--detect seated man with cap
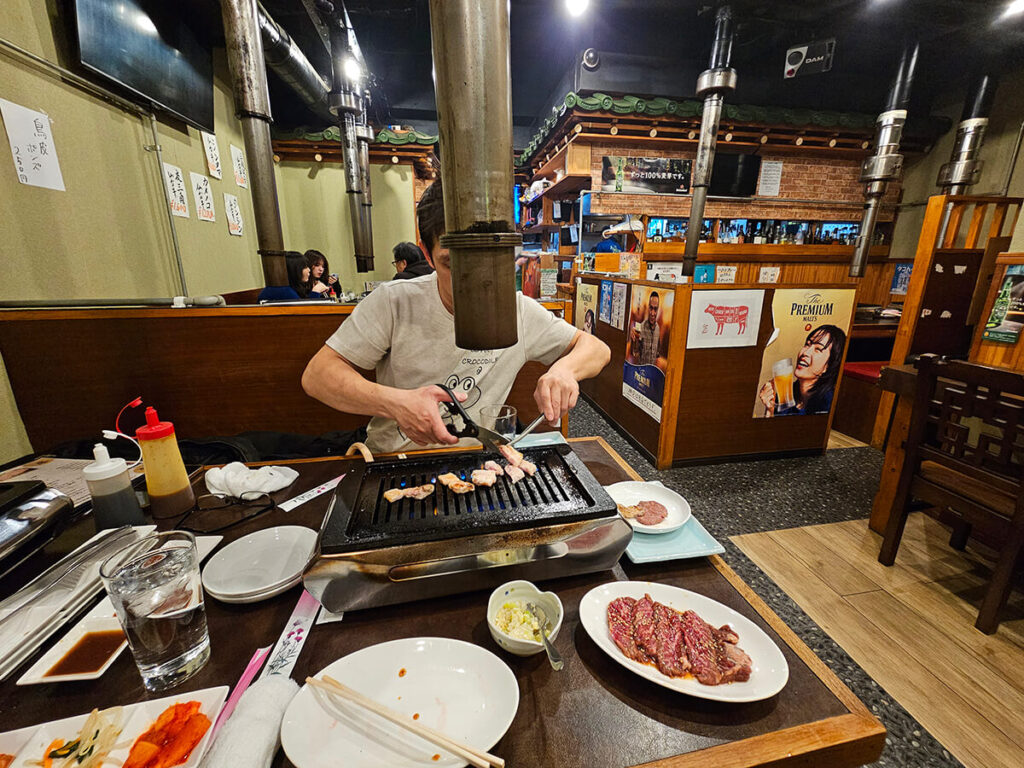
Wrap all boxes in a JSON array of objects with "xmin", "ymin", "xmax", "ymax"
[{"xmin": 302, "ymin": 179, "xmax": 611, "ymax": 453}]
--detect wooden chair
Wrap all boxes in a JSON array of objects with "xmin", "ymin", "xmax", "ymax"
[{"xmin": 878, "ymin": 355, "xmax": 1024, "ymax": 634}]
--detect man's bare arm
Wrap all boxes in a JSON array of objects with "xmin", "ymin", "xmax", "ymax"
[
  {"xmin": 301, "ymin": 346, "xmax": 463, "ymax": 445},
  {"xmin": 534, "ymin": 331, "xmax": 611, "ymax": 424}
]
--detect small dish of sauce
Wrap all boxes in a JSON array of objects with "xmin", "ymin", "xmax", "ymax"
[{"xmin": 44, "ymin": 629, "xmax": 125, "ymax": 677}]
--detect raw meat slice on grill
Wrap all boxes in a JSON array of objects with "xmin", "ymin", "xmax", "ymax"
[
  {"xmin": 383, "ymin": 488, "xmax": 405, "ymax": 503},
  {"xmin": 607, "ymin": 597, "xmax": 643, "ymax": 661},
  {"xmin": 383, "ymin": 484, "xmax": 435, "ymax": 503},
  {"xmin": 631, "ymin": 594, "xmax": 659, "ymax": 661},
  {"xmin": 505, "ymin": 465, "xmax": 525, "ymax": 484},
  {"xmin": 499, "ymin": 444, "xmax": 524, "ymax": 466},
  {"xmin": 471, "ymin": 469, "xmax": 497, "ymax": 487},
  {"xmin": 653, "ymin": 605, "xmax": 689, "ymax": 677},
  {"xmin": 635, "ymin": 500, "xmax": 668, "ymax": 526},
  {"xmin": 437, "ymin": 473, "xmax": 475, "ymax": 494},
  {"xmin": 518, "ymin": 459, "xmax": 537, "ymax": 476},
  {"xmin": 483, "ymin": 460, "xmax": 504, "ymax": 475}
]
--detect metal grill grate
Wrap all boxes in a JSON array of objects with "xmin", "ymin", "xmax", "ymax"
[{"xmin": 321, "ymin": 444, "xmax": 616, "ymax": 553}]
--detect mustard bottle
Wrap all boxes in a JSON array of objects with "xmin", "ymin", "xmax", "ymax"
[{"xmin": 136, "ymin": 406, "xmax": 195, "ymax": 518}]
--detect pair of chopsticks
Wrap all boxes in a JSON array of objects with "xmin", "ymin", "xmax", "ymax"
[{"xmin": 306, "ymin": 675, "xmax": 505, "ymax": 768}]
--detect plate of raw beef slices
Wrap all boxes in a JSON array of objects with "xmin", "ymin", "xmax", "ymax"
[{"xmin": 579, "ymin": 581, "xmax": 789, "ymax": 702}]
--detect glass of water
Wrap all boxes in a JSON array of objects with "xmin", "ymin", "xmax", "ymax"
[
  {"xmin": 480, "ymin": 404, "xmax": 517, "ymax": 441},
  {"xmin": 100, "ymin": 531, "xmax": 210, "ymax": 691}
]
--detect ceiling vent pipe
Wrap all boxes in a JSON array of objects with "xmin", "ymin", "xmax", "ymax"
[
  {"xmin": 317, "ymin": 0, "xmax": 375, "ymax": 272},
  {"xmin": 937, "ymin": 74, "xmax": 998, "ymax": 194},
  {"xmin": 257, "ymin": 3, "xmax": 333, "ymax": 122},
  {"xmin": 428, "ymin": 0, "xmax": 521, "ymax": 350},
  {"xmin": 220, "ymin": 0, "xmax": 287, "ymax": 286},
  {"xmin": 682, "ymin": 5, "xmax": 737, "ymax": 278},
  {"xmin": 849, "ymin": 42, "xmax": 919, "ymax": 278}
]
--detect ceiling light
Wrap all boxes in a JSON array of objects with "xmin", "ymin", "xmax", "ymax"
[
  {"xmin": 1002, "ymin": 0, "xmax": 1024, "ymax": 19},
  {"xmin": 344, "ymin": 57, "xmax": 362, "ymax": 83},
  {"xmin": 566, "ymin": 0, "xmax": 589, "ymax": 18}
]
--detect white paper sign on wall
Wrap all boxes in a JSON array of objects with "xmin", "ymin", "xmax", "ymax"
[
  {"xmin": 231, "ymin": 144, "xmax": 248, "ymax": 188},
  {"xmin": 201, "ymin": 132, "xmax": 222, "ymax": 178},
  {"xmin": 224, "ymin": 193, "xmax": 244, "ymax": 236},
  {"xmin": 717, "ymin": 265, "xmax": 737, "ymax": 284},
  {"xmin": 162, "ymin": 162, "xmax": 190, "ymax": 218},
  {"xmin": 0, "ymin": 98, "xmax": 66, "ymax": 191},
  {"xmin": 757, "ymin": 159, "xmax": 783, "ymax": 197},
  {"xmin": 190, "ymin": 171, "xmax": 216, "ymax": 222},
  {"xmin": 759, "ymin": 266, "xmax": 781, "ymax": 283},
  {"xmin": 687, "ymin": 289, "xmax": 765, "ymax": 349}
]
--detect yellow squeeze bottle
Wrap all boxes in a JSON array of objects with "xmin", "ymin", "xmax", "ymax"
[{"xmin": 136, "ymin": 406, "xmax": 195, "ymax": 518}]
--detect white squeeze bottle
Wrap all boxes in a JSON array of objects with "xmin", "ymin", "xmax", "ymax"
[{"xmin": 83, "ymin": 443, "xmax": 147, "ymax": 531}]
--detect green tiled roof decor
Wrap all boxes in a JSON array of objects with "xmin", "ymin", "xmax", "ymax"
[
  {"xmin": 272, "ymin": 126, "xmax": 438, "ymax": 145},
  {"xmin": 518, "ymin": 91, "xmax": 880, "ymax": 165}
]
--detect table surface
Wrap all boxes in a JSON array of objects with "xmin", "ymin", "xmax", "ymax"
[{"xmin": 0, "ymin": 437, "xmax": 884, "ymax": 768}]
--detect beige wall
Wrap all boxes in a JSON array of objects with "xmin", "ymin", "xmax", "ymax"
[
  {"xmin": 891, "ymin": 68, "xmax": 1024, "ymax": 261},
  {"xmin": 0, "ymin": 0, "xmax": 416, "ymax": 463}
]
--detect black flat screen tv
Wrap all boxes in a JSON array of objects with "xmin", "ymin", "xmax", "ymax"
[
  {"xmin": 74, "ymin": 0, "xmax": 214, "ymax": 132},
  {"xmin": 709, "ymin": 153, "xmax": 762, "ymax": 198}
]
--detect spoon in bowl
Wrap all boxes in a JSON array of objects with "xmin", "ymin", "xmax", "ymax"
[{"xmin": 526, "ymin": 602, "xmax": 563, "ymax": 671}]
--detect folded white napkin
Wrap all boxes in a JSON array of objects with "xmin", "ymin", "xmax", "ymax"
[
  {"xmin": 199, "ymin": 675, "xmax": 299, "ymax": 768},
  {"xmin": 204, "ymin": 462, "xmax": 299, "ymax": 499}
]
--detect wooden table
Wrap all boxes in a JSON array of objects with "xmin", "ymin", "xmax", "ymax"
[{"xmin": 0, "ymin": 437, "xmax": 884, "ymax": 768}]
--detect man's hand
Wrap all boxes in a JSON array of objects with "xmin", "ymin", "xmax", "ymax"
[
  {"xmin": 388, "ymin": 385, "xmax": 467, "ymax": 445},
  {"xmin": 534, "ymin": 365, "xmax": 579, "ymax": 426}
]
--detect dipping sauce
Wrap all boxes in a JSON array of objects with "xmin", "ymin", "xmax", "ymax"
[{"xmin": 44, "ymin": 629, "xmax": 125, "ymax": 677}]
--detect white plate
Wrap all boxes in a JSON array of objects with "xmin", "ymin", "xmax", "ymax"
[
  {"xmin": 7, "ymin": 685, "xmax": 227, "ymax": 768},
  {"xmin": 17, "ymin": 616, "xmax": 127, "ymax": 685},
  {"xmin": 281, "ymin": 637, "xmax": 519, "ymax": 768},
  {"xmin": 201, "ymin": 526, "xmax": 316, "ymax": 598},
  {"xmin": 605, "ymin": 481, "xmax": 691, "ymax": 534},
  {"xmin": 579, "ymin": 581, "xmax": 789, "ymax": 703},
  {"xmin": 205, "ymin": 574, "xmax": 303, "ymax": 604}
]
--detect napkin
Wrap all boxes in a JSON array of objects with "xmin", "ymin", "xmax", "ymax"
[
  {"xmin": 199, "ymin": 675, "xmax": 299, "ymax": 768},
  {"xmin": 204, "ymin": 462, "xmax": 299, "ymax": 499}
]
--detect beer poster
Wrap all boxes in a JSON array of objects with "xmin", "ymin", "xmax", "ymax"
[
  {"xmin": 600, "ymin": 156, "xmax": 691, "ymax": 194},
  {"xmin": 576, "ymin": 282, "xmax": 598, "ymax": 335},
  {"xmin": 982, "ymin": 273, "xmax": 1024, "ymax": 343},
  {"xmin": 687, "ymin": 289, "xmax": 764, "ymax": 349},
  {"xmin": 623, "ymin": 285, "xmax": 674, "ymax": 421},
  {"xmin": 753, "ymin": 288, "xmax": 855, "ymax": 418},
  {"xmin": 599, "ymin": 280, "xmax": 613, "ymax": 325}
]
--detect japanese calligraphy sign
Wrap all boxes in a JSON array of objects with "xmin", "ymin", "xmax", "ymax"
[
  {"xmin": 224, "ymin": 193, "xmax": 244, "ymax": 236},
  {"xmin": 201, "ymin": 131, "xmax": 222, "ymax": 178},
  {"xmin": 189, "ymin": 171, "xmax": 216, "ymax": 222},
  {"xmin": 162, "ymin": 162, "xmax": 190, "ymax": 218},
  {"xmin": 0, "ymin": 99, "xmax": 65, "ymax": 191},
  {"xmin": 231, "ymin": 144, "xmax": 248, "ymax": 188},
  {"xmin": 600, "ymin": 155, "xmax": 691, "ymax": 194}
]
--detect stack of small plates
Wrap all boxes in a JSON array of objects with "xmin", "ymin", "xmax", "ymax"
[{"xmin": 201, "ymin": 526, "xmax": 318, "ymax": 604}]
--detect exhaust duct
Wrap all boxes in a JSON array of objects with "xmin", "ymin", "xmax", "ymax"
[
  {"xmin": 850, "ymin": 42, "xmax": 919, "ymax": 278},
  {"xmin": 428, "ymin": 0, "xmax": 521, "ymax": 350},
  {"xmin": 682, "ymin": 5, "xmax": 737, "ymax": 277},
  {"xmin": 257, "ymin": 4, "xmax": 333, "ymax": 122},
  {"xmin": 937, "ymin": 74, "xmax": 997, "ymax": 194}
]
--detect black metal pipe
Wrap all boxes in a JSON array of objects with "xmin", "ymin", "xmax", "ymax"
[
  {"xmin": 257, "ymin": 4, "xmax": 332, "ymax": 121},
  {"xmin": 682, "ymin": 4, "xmax": 736, "ymax": 277}
]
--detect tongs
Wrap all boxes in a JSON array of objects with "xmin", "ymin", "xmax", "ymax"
[{"xmin": 436, "ymin": 384, "xmax": 547, "ymax": 454}]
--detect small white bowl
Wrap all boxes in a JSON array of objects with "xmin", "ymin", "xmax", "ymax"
[{"xmin": 487, "ymin": 580, "xmax": 563, "ymax": 656}]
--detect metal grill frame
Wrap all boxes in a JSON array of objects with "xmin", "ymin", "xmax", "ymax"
[{"xmin": 320, "ymin": 444, "xmax": 617, "ymax": 554}]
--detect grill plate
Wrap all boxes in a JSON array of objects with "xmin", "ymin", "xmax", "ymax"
[{"xmin": 321, "ymin": 444, "xmax": 616, "ymax": 554}]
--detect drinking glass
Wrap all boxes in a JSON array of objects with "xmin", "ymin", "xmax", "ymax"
[
  {"xmin": 100, "ymin": 531, "xmax": 210, "ymax": 691},
  {"xmin": 480, "ymin": 404, "xmax": 517, "ymax": 441},
  {"xmin": 772, "ymin": 358, "xmax": 797, "ymax": 409}
]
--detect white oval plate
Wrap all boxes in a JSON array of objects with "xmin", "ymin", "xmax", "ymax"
[
  {"xmin": 281, "ymin": 637, "xmax": 519, "ymax": 768},
  {"xmin": 201, "ymin": 526, "xmax": 316, "ymax": 598},
  {"xmin": 579, "ymin": 581, "xmax": 789, "ymax": 703},
  {"xmin": 17, "ymin": 616, "xmax": 126, "ymax": 685},
  {"xmin": 605, "ymin": 481, "xmax": 691, "ymax": 534},
  {"xmin": 205, "ymin": 574, "xmax": 302, "ymax": 604}
]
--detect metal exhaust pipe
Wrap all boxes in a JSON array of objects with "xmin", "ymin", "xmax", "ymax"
[
  {"xmin": 850, "ymin": 42, "xmax": 918, "ymax": 278},
  {"xmin": 428, "ymin": 0, "xmax": 521, "ymax": 350},
  {"xmin": 318, "ymin": 0, "xmax": 374, "ymax": 272},
  {"xmin": 257, "ymin": 4, "xmax": 332, "ymax": 122},
  {"xmin": 682, "ymin": 5, "xmax": 737, "ymax": 278},
  {"xmin": 938, "ymin": 74, "xmax": 997, "ymax": 194}
]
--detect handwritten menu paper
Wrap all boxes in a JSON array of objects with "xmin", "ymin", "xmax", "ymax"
[
  {"xmin": 162, "ymin": 162, "xmax": 190, "ymax": 218},
  {"xmin": 224, "ymin": 193, "xmax": 244, "ymax": 236},
  {"xmin": 190, "ymin": 171, "xmax": 216, "ymax": 222},
  {"xmin": 202, "ymin": 132, "xmax": 222, "ymax": 178},
  {"xmin": 717, "ymin": 265, "xmax": 737, "ymax": 284},
  {"xmin": 0, "ymin": 99, "xmax": 65, "ymax": 191},
  {"xmin": 231, "ymin": 144, "xmax": 248, "ymax": 188},
  {"xmin": 757, "ymin": 159, "xmax": 783, "ymax": 197},
  {"xmin": 611, "ymin": 281, "xmax": 628, "ymax": 330}
]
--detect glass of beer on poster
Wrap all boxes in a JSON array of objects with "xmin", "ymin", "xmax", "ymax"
[{"xmin": 772, "ymin": 358, "xmax": 796, "ymax": 409}]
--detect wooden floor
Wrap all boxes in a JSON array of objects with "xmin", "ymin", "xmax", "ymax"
[
  {"xmin": 733, "ymin": 514, "xmax": 1024, "ymax": 768},
  {"xmin": 828, "ymin": 430, "xmax": 869, "ymax": 449}
]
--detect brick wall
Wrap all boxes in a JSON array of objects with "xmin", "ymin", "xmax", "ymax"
[{"xmin": 587, "ymin": 143, "xmax": 900, "ymax": 222}]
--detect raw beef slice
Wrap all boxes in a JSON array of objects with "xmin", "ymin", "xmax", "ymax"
[
  {"xmin": 653, "ymin": 606, "xmax": 688, "ymax": 677},
  {"xmin": 607, "ymin": 597, "xmax": 642, "ymax": 661},
  {"xmin": 681, "ymin": 609, "xmax": 727, "ymax": 686},
  {"xmin": 636, "ymin": 500, "xmax": 668, "ymax": 526}
]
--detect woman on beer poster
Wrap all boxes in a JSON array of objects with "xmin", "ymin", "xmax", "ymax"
[{"xmin": 756, "ymin": 324, "xmax": 847, "ymax": 417}]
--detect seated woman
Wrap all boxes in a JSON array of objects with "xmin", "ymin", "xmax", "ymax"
[
  {"xmin": 305, "ymin": 249, "xmax": 338, "ymax": 298},
  {"xmin": 258, "ymin": 252, "xmax": 320, "ymax": 301}
]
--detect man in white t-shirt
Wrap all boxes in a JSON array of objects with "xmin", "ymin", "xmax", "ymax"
[{"xmin": 302, "ymin": 180, "xmax": 611, "ymax": 454}]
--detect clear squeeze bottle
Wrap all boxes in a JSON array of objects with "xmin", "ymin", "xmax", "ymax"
[
  {"xmin": 83, "ymin": 443, "xmax": 147, "ymax": 530},
  {"xmin": 136, "ymin": 406, "xmax": 195, "ymax": 518}
]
